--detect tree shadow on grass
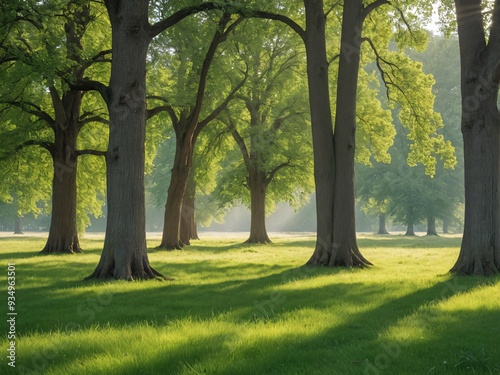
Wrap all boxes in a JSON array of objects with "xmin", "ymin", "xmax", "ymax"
[{"xmin": 17, "ymin": 270, "xmax": 499, "ymax": 375}]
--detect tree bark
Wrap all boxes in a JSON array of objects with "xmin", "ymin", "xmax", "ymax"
[
  {"xmin": 41, "ymin": 151, "xmax": 81, "ymax": 254},
  {"xmin": 303, "ymin": 0, "xmax": 336, "ymax": 264},
  {"xmin": 245, "ymin": 169, "xmax": 271, "ymax": 244},
  {"xmin": 426, "ymin": 215, "xmax": 438, "ymax": 236},
  {"xmin": 306, "ymin": 0, "xmax": 371, "ymax": 267},
  {"xmin": 41, "ymin": 91, "xmax": 83, "ymax": 254},
  {"xmin": 159, "ymin": 135, "xmax": 193, "ymax": 250},
  {"xmin": 86, "ymin": 1, "xmax": 164, "ymax": 280},
  {"xmin": 377, "ymin": 213, "xmax": 389, "ymax": 235},
  {"xmin": 180, "ymin": 175, "xmax": 198, "ymax": 244},
  {"xmin": 405, "ymin": 221, "xmax": 416, "ymax": 236},
  {"xmin": 451, "ymin": 0, "xmax": 500, "ymax": 275}
]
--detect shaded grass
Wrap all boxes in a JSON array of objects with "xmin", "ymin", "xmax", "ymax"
[{"xmin": 0, "ymin": 234, "xmax": 499, "ymax": 374}]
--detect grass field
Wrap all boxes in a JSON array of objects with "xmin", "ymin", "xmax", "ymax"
[{"xmin": 0, "ymin": 233, "xmax": 499, "ymax": 375}]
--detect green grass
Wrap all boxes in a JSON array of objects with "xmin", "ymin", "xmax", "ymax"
[{"xmin": 0, "ymin": 233, "xmax": 499, "ymax": 375}]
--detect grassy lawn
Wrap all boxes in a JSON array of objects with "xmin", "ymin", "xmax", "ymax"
[{"xmin": 0, "ymin": 233, "xmax": 499, "ymax": 375}]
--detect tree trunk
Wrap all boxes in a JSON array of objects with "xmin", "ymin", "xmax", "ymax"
[
  {"xmin": 426, "ymin": 215, "xmax": 438, "ymax": 236},
  {"xmin": 245, "ymin": 170, "xmax": 271, "ymax": 244},
  {"xmin": 41, "ymin": 152, "xmax": 81, "ymax": 254},
  {"xmin": 159, "ymin": 137, "xmax": 192, "ymax": 250},
  {"xmin": 304, "ymin": 0, "xmax": 335, "ymax": 264},
  {"xmin": 180, "ymin": 177, "xmax": 198, "ymax": 244},
  {"xmin": 450, "ymin": 0, "xmax": 500, "ymax": 275},
  {"xmin": 41, "ymin": 95, "xmax": 82, "ymax": 254},
  {"xmin": 306, "ymin": 0, "xmax": 371, "ymax": 267},
  {"xmin": 86, "ymin": 1, "xmax": 164, "ymax": 280},
  {"xmin": 405, "ymin": 221, "xmax": 416, "ymax": 236},
  {"xmin": 377, "ymin": 213, "xmax": 389, "ymax": 235},
  {"xmin": 13, "ymin": 215, "xmax": 23, "ymax": 235}
]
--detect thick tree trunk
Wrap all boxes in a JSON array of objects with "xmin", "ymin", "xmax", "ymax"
[
  {"xmin": 426, "ymin": 215, "xmax": 438, "ymax": 236},
  {"xmin": 86, "ymin": 1, "xmax": 164, "ymax": 280},
  {"xmin": 245, "ymin": 170, "xmax": 271, "ymax": 244},
  {"xmin": 13, "ymin": 215, "xmax": 23, "ymax": 235},
  {"xmin": 405, "ymin": 221, "xmax": 416, "ymax": 236},
  {"xmin": 41, "ymin": 153, "xmax": 81, "ymax": 254},
  {"xmin": 159, "ymin": 138, "xmax": 192, "ymax": 250},
  {"xmin": 307, "ymin": 0, "xmax": 371, "ymax": 267},
  {"xmin": 451, "ymin": 0, "xmax": 500, "ymax": 275},
  {"xmin": 377, "ymin": 213, "xmax": 389, "ymax": 235},
  {"xmin": 304, "ymin": 0, "xmax": 335, "ymax": 264},
  {"xmin": 41, "ymin": 94, "xmax": 82, "ymax": 254}
]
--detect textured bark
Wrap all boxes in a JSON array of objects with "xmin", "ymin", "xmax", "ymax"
[
  {"xmin": 306, "ymin": 0, "xmax": 371, "ymax": 267},
  {"xmin": 303, "ymin": 0, "xmax": 335, "ymax": 263},
  {"xmin": 450, "ymin": 0, "xmax": 500, "ymax": 275},
  {"xmin": 426, "ymin": 216, "xmax": 438, "ymax": 236},
  {"xmin": 39, "ymin": 2, "xmax": 90, "ymax": 254},
  {"xmin": 245, "ymin": 170, "xmax": 271, "ymax": 244},
  {"xmin": 41, "ymin": 151, "xmax": 81, "ymax": 254},
  {"xmin": 159, "ymin": 136, "xmax": 192, "ymax": 250},
  {"xmin": 86, "ymin": 1, "xmax": 163, "ymax": 280},
  {"xmin": 377, "ymin": 213, "xmax": 389, "ymax": 235},
  {"xmin": 180, "ymin": 174, "xmax": 198, "ymax": 245}
]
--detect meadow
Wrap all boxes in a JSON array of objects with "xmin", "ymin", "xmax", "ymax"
[{"xmin": 0, "ymin": 233, "xmax": 499, "ymax": 375}]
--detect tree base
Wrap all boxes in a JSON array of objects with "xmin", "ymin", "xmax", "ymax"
[
  {"xmin": 450, "ymin": 246, "xmax": 499, "ymax": 276},
  {"xmin": 307, "ymin": 242, "xmax": 373, "ymax": 268},
  {"xmin": 376, "ymin": 230, "xmax": 390, "ymax": 235},
  {"xmin": 244, "ymin": 237, "xmax": 272, "ymax": 244},
  {"xmin": 157, "ymin": 241, "xmax": 186, "ymax": 251},
  {"xmin": 39, "ymin": 240, "xmax": 83, "ymax": 254},
  {"xmin": 85, "ymin": 254, "xmax": 171, "ymax": 281}
]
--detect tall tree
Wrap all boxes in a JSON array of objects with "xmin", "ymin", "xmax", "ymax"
[
  {"xmin": 148, "ymin": 13, "xmax": 245, "ymax": 250},
  {"xmin": 82, "ymin": 1, "xmax": 228, "ymax": 279},
  {"xmin": 447, "ymin": 0, "xmax": 500, "ymax": 275},
  {"xmin": 0, "ymin": 0, "xmax": 109, "ymax": 253},
  {"xmin": 215, "ymin": 19, "xmax": 312, "ymax": 243}
]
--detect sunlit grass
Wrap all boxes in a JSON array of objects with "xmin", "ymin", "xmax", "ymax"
[{"xmin": 0, "ymin": 233, "xmax": 499, "ymax": 374}]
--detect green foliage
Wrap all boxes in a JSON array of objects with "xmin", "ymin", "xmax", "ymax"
[
  {"xmin": 212, "ymin": 18, "xmax": 314, "ymax": 214},
  {"xmin": 0, "ymin": 0, "xmax": 110, "ymax": 232}
]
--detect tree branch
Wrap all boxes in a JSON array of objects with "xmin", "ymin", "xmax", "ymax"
[
  {"xmin": 266, "ymin": 161, "xmax": 291, "ymax": 185},
  {"xmin": 146, "ymin": 96, "xmax": 178, "ymax": 126},
  {"xmin": 1, "ymin": 100, "xmax": 55, "ymax": 128},
  {"xmin": 197, "ymin": 64, "xmax": 249, "ymax": 136},
  {"xmin": 15, "ymin": 140, "xmax": 55, "ymax": 156},
  {"xmin": 68, "ymin": 79, "xmax": 109, "ymax": 105},
  {"xmin": 76, "ymin": 149, "xmax": 107, "ymax": 157},
  {"xmin": 150, "ymin": 2, "xmax": 225, "ymax": 38},
  {"xmin": 362, "ymin": 0, "xmax": 391, "ymax": 21},
  {"xmin": 76, "ymin": 49, "xmax": 112, "ymax": 77},
  {"xmin": 227, "ymin": 118, "xmax": 251, "ymax": 171}
]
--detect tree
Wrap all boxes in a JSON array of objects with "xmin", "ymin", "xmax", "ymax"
[
  {"xmin": 0, "ymin": 0, "xmax": 109, "ymax": 253},
  {"xmin": 214, "ymin": 19, "xmax": 313, "ymax": 243},
  {"xmin": 83, "ymin": 1, "xmax": 230, "ymax": 279},
  {"xmin": 148, "ymin": 13, "xmax": 245, "ymax": 250},
  {"xmin": 444, "ymin": 0, "xmax": 500, "ymax": 275}
]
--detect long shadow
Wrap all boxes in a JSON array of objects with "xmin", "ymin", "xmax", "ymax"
[{"xmin": 17, "ymin": 272, "xmax": 496, "ymax": 374}]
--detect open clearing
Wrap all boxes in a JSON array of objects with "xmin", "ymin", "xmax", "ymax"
[{"xmin": 0, "ymin": 234, "xmax": 499, "ymax": 375}]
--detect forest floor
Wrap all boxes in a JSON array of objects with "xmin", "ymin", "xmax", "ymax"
[{"xmin": 0, "ymin": 234, "xmax": 498, "ymax": 375}]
